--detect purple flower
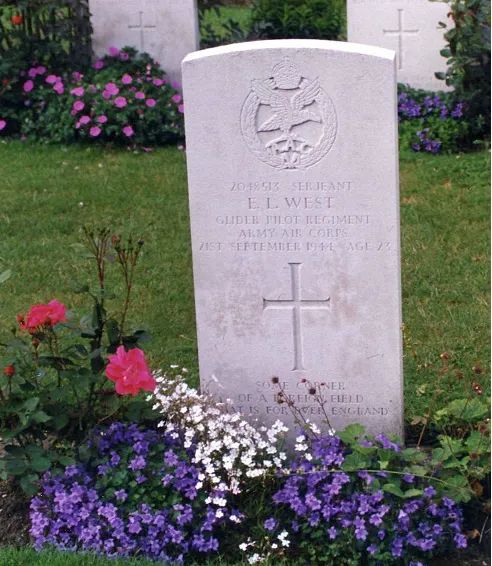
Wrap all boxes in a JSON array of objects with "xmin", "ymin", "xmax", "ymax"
[{"xmin": 264, "ymin": 518, "xmax": 277, "ymax": 531}]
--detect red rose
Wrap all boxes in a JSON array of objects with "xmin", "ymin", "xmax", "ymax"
[
  {"xmin": 3, "ymin": 365, "xmax": 15, "ymax": 377},
  {"xmin": 105, "ymin": 346, "xmax": 156, "ymax": 396},
  {"xmin": 11, "ymin": 15, "xmax": 23, "ymax": 25},
  {"xmin": 18, "ymin": 299, "xmax": 67, "ymax": 332}
]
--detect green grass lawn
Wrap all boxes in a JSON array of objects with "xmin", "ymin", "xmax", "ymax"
[{"xmin": 0, "ymin": 142, "xmax": 489, "ymax": 416}]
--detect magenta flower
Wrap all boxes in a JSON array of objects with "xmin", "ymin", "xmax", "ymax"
[
  {"xmin": 153, "ymin": 78, "xmax": 165, "ymax": 87},
  {"xmin": 109, "ymin": 46, "xmax": 120, "ymax": 57},
  {"xmin": 145, "ymin": 98, "xmax": 156, "ymax": 108},
  {"xmin": 89, "ymin": 126, "xmax": 101, "ymax": 137},
  {"xmin": 135, "ymin": 91, "xmax": 145, "ymax": 100},
  {"xmin": 36, "ymin": 65, "xmax": 46, "ymax": 75},
  {"xmin": 102, "ymin": 90, "xmax": 112, "ymax": 100},
  {"xmin": 122, "ymin": 125, "xmax": 134, "ymax": 137},
  {"xmin": 75, "ymin": 121, "xmax": 81, "ymax": 129},
  {"xmin": 45, "ymin": 75, "xmax": 58, "ymax": 85},
  {"xmin": 172, "ymin": 94, "xmax": 182, "ymax": 104},
  {"xmin": 72, "ymin": 101, "xmax": 85, "ymax": 113},
  {"xmin": 105, "ymin": 82, "xmax": 119, "ymax": 96},
  {"xmin": 119, "ymin": 52, "xmax": 129, "ymax": 61},
  {"xmin": 23, "ymin": 80, "xmax": 34, "ymax": 93},
  {"xmin": 121, "ymin": 74, "xmax": 133, "ymax": 85},
  {"xmin": 0, "ymin": 120, "xmax": 6, "ymax": 131},
  {"xmin": 114, "ymin": 96, "xmax": 127, "ymax": 108},
  {"xmin": 171, "ymin": 81, "xmax": 181, "ymax": 90},
  {"xmin": 178, "ymin": 104, "xmax": 184, "ymax": 114},
  {"xmin": 28, "ymin": 68, "xmax": 38, "ymax": 78},
  {"xmin": 70, "ymin": 86, "xmax": 85, "ymax": 97},
  {"xmin": 72, "ymin": 71, "xmax": 83, "ymax": 81},
  {"xmin": 97, "ymin": 115, "xmax": 108, "ymax": 124},
  {"xmin": 93, "ymin": 60, "xmax": 104, "ymax": 70},
  {"xmin": 79, "ymin": 115, "xmax": 91, "ymax": 125},
  {"xmin": 53, "ymin": 82, "xmax": 64, "ymax": 94}
]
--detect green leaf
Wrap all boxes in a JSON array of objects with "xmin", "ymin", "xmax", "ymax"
[
  {"xmin": 31, "ymin": 410, "xmax": 52, "ymax": 423},
  {"xmin": 20, "ymin": 474, "xmax": 40, "ymax": 496},
  {"xmin": 30, "ymin": 455, "xmax": 51, "ymax": 473},
  {"xmin": 338, "ymin": 424, "xmax": 366, "ymax": 444},
  {"xmin": 4, "ymin": 457, "xmax": 27, "ymax": 476},
  {"xmin": 0, "ymin": 269, "xmax": 12, "ymax": 284},
  {"xmin": 382, "ymin": 483, "xmax": 405, "ymax": 498},
  {"xmin": 52, "ymin": 413, "xmax": 69, "ymax": 431},
  {"xmin": 22, "ymin": 397, "xmax": 40, "ymax": 412},
  {"xmin": 106, "ymin": 319, "xmax": 120, "ymax": 346},
  {"xmin": 341, "ymin": 452, "xmax": 369, "ymax": 471},
  {"xmin": 403, "ymin": 488, "xmax": 424, "ymax": 498}
]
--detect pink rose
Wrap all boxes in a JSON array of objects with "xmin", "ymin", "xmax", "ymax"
[
  {"xmin": 97, "ymin": 115, "xmax": 108, "ymax": 124},
  {"xmin": 105, "ymin": 346, "xmax": 156, "ymax": 396},
  {"xmin": 53, "ymin": 82, "xmax": 64, "ymax": 94},
  {"xmin": 145, "ymin": 98, "xmax": 156, "ymax": 108},
  {"xmin": 23, "ymin": 80, "xmax": 34, "ymax": 93},
  {"xmin": 102, "ymin": 90, "xmax": 112, "ymax": 100},
  {"xmin": 122, "ymin": 125, "xmax": 134, "ymax": 137},
  {"xmin": 121, "ymin": 73, "xmax": 132, "ymax": 85},
  {"xmin": 109, "ymin": 46, "xmax": 120, "ymax": 57},
  {"xmin": 171, "ymin": 94, "xmax": 182, "ymax": 104},
  {"xmin": 93, "ymin": 60, "xmax": 104, "ymax": 70},
  {"xmin": 89, "ymin": 126, "xmax": 101, "ymax": 137},
  {"xmin": 72, "ymin": 71, "xmax": 83, "ymax": 82},
  {"xmin": 0, "ymin": 120, "xmax": 6, "ymax": 131},
  {"xmin": 178, "ymin": 104, "xmax": 184, "ymax": 114},
  {"xmin": 152, "ymin": 78, "xmax": 165, "ymax": 87},
  {"xmin": 72, "ymin": 100, "xmax": 85, "ymax": 113},
  {"xmin": 70, "ymin": 86, "xmax": 85, "ymax": 97},
  {"xmin": 171, "ymin": 81, "xmax": 181, "ymax": 90},
  {"xmin": 45, "ymin": 75, "xmax": 58, "ymax": 85},
  {"xmin": 28, "ymin": 68, "xmax": 38, "ymax": 78},
  {"xmin": 19, "ymin": 299, "xmax": 67, "ymax": 332},
  {"xmin": 79, "ymin": 115, "xmax": 91, "ymax": 125},
  {"xmin": 36, "ymin": 66, "xmax": 46, "ymax": 75},
  {"xmin": 135, "ymin": 91, "xmax": 145, "ymax": 100},
  {"xmin": 105, "ymin": 82, "xmax": 119, "ymax": 96},
  {"xmin": 114, "ymin": 96, "xmax": 127, "ymax": 108},
  {"xmin": 119, "ymin": 52, "xmax": 129, "ymax": 61}
]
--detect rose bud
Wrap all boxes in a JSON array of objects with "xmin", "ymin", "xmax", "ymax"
[
  {"xmin": 3, "ymin": 365, "xmax": 15, "ymax": 377},
  {"xmin": 11, "ymin": 14, "xmax": 23, "ymax": 25}
]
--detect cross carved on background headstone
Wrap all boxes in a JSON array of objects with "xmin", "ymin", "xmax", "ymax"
[
  {"xmin": 128, "ymin": 10, "xmax": 157, "ymax": 51},
  {"xmin": 383, "ymin": 9, "xmax": 419, "ymax": 70}
]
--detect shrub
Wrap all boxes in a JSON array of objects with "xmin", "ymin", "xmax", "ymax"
[
  {"xmin": 0, "ymin": 228, "xmax": 154, "ymax": 495},
  {"xmin": 436, "ymin": 0, "xmax": 491, "ymax": 143},
  {"xmin": 249, "ymin": 0, "xmax": 345, "ymax": 40},
  {"xmin": 398, "ymin": 85, "xmax": 470, "ymax": 153},
  {"xmin": 18, "ymin": 48, "xmax": 184, "ymax": 146}
]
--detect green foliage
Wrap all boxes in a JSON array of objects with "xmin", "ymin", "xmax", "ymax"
[
  {"xmin": 199, "ymin": 5, "xmax": 250, "ymax": 48},
  {"xmin": 435, "ymin": 0, "xmax": 491, "ymax": 142},
  {"xmin": 249, "ymin": 0, "xmax": 345, "ymax": 40},
  {"xmin": 0, "ymin": 229, "xmax": 154, "ymax": 495},
  {"xmin": 0, "ymin": 0, "xmax": 92, "ymax": 133}
]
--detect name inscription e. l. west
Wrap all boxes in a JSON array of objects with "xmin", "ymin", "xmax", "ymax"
[{"xmin": 183, "ymin": 40, "xmax": 403, "ymax": 438}]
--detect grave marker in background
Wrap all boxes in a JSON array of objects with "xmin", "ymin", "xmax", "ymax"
[
  {"xmin": 183, "ymin": 40, "xmax": 403, "ymax": 437},
  {"xmin": 347, "ymin": 0, "xmax": 450, "ymax": 91},
  {"xmin": 90, "ymin": 0, "xmax": 199, "ymax": 86}
]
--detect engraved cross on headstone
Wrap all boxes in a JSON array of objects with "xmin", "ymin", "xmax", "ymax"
[
  {"xmin": 383, "ymin": 9, "xmax": 419, "ymax": 70},
  {"xmin": 128, "ymin": 11, "xmax": 157, "ymax": 52},
  {"xmin": 263, "ymin": 262, "xmax": 330, "ymax": 372}
]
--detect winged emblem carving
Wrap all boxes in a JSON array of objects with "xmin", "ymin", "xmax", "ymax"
[{"xmin": 241, "ymin": 58, "xmax": 337, "ymax": 170}]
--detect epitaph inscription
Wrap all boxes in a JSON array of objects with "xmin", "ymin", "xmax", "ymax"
[{"xmin": 241, "ymin": 58, "xmax": 337, "ymax": 170}]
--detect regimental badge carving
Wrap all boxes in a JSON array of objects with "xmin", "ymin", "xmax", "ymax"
[{"xmin": 241, "ymin": 58, "xmax": 337, "ymax": 170}]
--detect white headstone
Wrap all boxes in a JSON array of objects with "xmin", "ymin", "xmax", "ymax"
[
  {"xmin": 347, "ymin": 0, "xmax": 450, "ymax": 91},
  {"xmin": 90, "ymin": 0, "xmax": 199, "ymax": 86},
  {"xmin": 183, "ymin": 40, "xmax": 403, "ymax": 437}
]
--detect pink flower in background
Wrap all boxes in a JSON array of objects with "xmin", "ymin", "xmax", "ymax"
[
  {"xmin": 145, "ymin": 98, "xmax": 156, "ymax": 108},
  {"xmin": 135, "ymin": 91, "xmax": 145, "ymax": 100},
  {"xmin": 36, "ymin": 65, "xmax": 46, "ymax": 75},
  {"xmin": 106, "ymin": 346, "xmax": 156, "ymax": 396},
  {"xmin": 70, "ymin": 86, "xmax": 85, "ymax": 97},
  {"xmin": 79, "ymin": 115, "xmax": 91, "ymax": 125},
  {"xmin": 97, "ymin": 115, "xmax": 108, "ymax": 124},
  {"xmin": 45, "ymin": 74, "xmax": 58, "ymax": 84},
  {"xmin": 171, "ymin": 80, "xmax": 181, "ymax": 90},
  {"xmin": 18, "ymin": 300, "xmax": 67, "ymax": 332},
  {"xmin": 114, "ymin": 96, "xmax": 127, "ymax": 108},
  {"xmin": 53, "ymin": 82, "xmax": 64, "ymax": 94},
  {"xmin": 0, "ymin": 120, "xmax": 6, "ymax": 131},
  {"xmin": 89, "ymin": 126, "xmax": 101, "ymax": 137},
  {"xmin": 121, "ymin": 73, "xmax": 132, "ymax": 85},
  {"xmin": 23, "ymin": 80, "xmax": 34, "ymax": 93},
  {"xmin": 178, "ymin": 104, "xmax": 184, "ymax": 114},
  {"xmin": 28, "ymin": 68, "xmax": 38, "ymax": 78},
  {"xmin": 122, "ymin": 125, "xmax": 134, "ymax": 137},
  {"xmin": 93, "ymin": 60, "xmax": 104, "ymax": 70},
  {"xmin": 152, "ymin": 78, "xmax": 165, "ymax": 87},
  {"xmin": 119, "ymin": 52, "xmax": 129, "ymax": 61},
  {"xmin": 102, "ymin": 90, "xmax": 112, "ymax": 100},
  {"xmin": 72, "ymin": 100, "xmax": 85, "ymax": 113},
  {"xmin": 75, "ymin": 121, "xmax": 81, "ymax": 129},
  {"xmin": 72, "ymin": 71, "xmax": 83, "ymax": 81},
  {"xmin": 105, "ymin": 82, "xmax": 119, "ymax": 96},
  {"xmin": 109, "ymin": 46, "xmax": 120, "ymax": 57},
  {"xmin": 171, "ymin": 94, "xmax": 182, "ymax": 104}
]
